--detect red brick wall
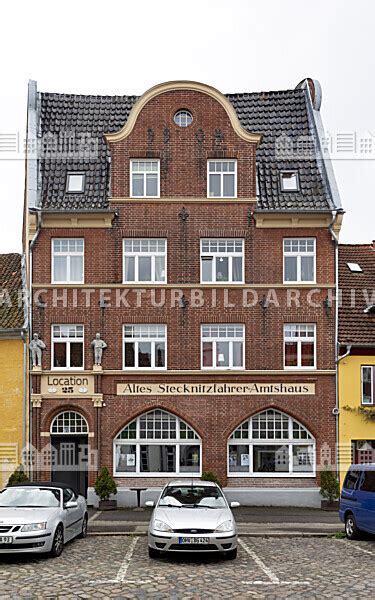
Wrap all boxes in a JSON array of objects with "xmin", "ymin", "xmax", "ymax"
[
  {"xmin": 109, "ymin": 90, "xmax": 257, "ymax": 199},
  {"xmin": 30, "ymin": 87, "xmax": 337, "ymax": 491}
]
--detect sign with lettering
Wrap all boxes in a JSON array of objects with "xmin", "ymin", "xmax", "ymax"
[
  {"xmin": 41, "ymin": 375, "xmax": 95, "ymax": 396},
  {"xmin": 116, "ymin": 382, "xmax": 315, "ymax": 396}
]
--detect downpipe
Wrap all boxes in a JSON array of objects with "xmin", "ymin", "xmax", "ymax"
[
  {"xmin": 28, "ymin": 208, "xmax": 42, "ymax": 480},
  {"xmin": 328, "ymin": 211, "xmax": 340, "ymax": 479}
]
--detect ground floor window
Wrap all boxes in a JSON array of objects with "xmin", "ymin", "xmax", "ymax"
[
  {"xmin": 354, "ymin": 440, "xmax": 375, "ymax": 464},
  {"xmin": 228, "ymin": 409, "xmax": 315, "ymax": 477},
  {"xmin": 114, "ymin": 409, "xmax": 201, "ymax": 476}
]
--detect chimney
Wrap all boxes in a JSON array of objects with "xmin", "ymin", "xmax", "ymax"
[{"xmin": 372, "ymin": 240, "xmax": 375, "ymax": 251}]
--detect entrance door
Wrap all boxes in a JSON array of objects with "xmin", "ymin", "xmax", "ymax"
[
  {"xmin": 50, "ymin": 435, "xmax": 88, "ymax": 496},
  {"xmin": 50, "ymin": 411, "xmax": 89, "ymax": 496}
]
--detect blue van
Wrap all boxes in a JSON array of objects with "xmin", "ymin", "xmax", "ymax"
[{"xmin": 340, "ymin": 464, "xmax": 375, "ymax": 539}]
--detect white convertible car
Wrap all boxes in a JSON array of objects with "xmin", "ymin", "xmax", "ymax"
[{"xmin": 0, "ymin": 482, "xmax": 88, "ymax": 557}]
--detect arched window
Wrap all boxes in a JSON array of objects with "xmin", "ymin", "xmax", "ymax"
[
  {"xmin": 51, "ymin": 411, "xmax": 88, "ymax": 434},
  {"xmin": 114, "ymin": 409, "xmax": 201, "ymax": 476},
  {"xmin": 228, "ymin": 409, "xmax": 315, "ymax": 477}
]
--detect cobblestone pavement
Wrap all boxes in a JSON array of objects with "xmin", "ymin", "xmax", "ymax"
[{"xmin": 0, "ymin": 535, "xmax": 375, "ymax": 599}]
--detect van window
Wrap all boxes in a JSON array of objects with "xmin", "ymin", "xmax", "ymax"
[
  {"xmin": 344, "ymin": 470, "xmax": 361, "ymax": 490},
  {"xmin": 360, "ymin": 470, "xmax": 375, "ymax": 492}
]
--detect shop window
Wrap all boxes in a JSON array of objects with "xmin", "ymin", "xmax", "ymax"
[
  {"xmin": 114, "ymin": 409, "xmax": 201, "ymax": 476},
  {"xmin": 228, "ymin": 409, "xmax": 315, "ymax": 477}
]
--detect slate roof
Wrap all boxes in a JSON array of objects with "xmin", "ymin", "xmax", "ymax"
[
  {"xmin": 38, "ymin": 85, "xmax": 335, "ymax": 212},
  {"xmin": 338, "ymin": 244, "xmax": 375, "ymax": 346},
  {"xmin": 0, "ymin": 253, "xmax": 24, "ymax": 330}
]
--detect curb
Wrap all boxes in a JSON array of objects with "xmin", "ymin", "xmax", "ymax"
[{"xmin": 88, "ymin": 531, "xmax": 339, "ymax": 538}]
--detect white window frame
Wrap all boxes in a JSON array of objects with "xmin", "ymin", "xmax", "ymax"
[
  {"xmin": 51, "ymin": 324, "xmax": 84, "ymax": 371},
  {"xmin": 50, "ymin": 411, "xmax": 89, "ymax": 435},
  {"xmin": 122, "ymin": 239, "xmax": 167, "ymax": 284},
  {"xmin": 130, "ymin": 159, "xmax": 160, "ymax": 198},
  {"xmin": 51, "ymin": 238, "xmax": 84, "ymax": 284},
  {"xmin": 361, "ymin": 366, "xmax": 374, "ymax": 405},
  {"xmin": 227, "ymin": 410, "xmax": 316, "ymax": 478},
  {"xmin": 207, "ymin": 160, "xmax": 237, "ymax": 198},
  {"xmin": 113, "ymin": 410, "xmax": 201, "ymax": 477},
  {"xmin": 123, "ymin": 324, "xmax": 167, "ymax": 370},
  {"xmin": 283, "ymin": 238, "xmax": 316, "ymax": 284},
  {"xmin": 201, "ymin": 324, "xmax": 245, "ymax": 370},
  {"xmin": 283, "ymin": 324, "xmax": 316, "ymax": 370},
  {"xmin": 200, "ymin": 239, "xmax": 244, "ymax": 284}
]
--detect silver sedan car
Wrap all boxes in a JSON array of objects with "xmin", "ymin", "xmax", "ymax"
[
  {"xmin": 0, "ymin": 483, "xmax": 88, "ymax": 557},
  {"xmin": 147, "ymin": 480, "xmax": 239, "ymax": 559}
]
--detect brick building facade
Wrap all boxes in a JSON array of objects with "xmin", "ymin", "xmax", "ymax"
[{"xmin": 24, "ymin": 79, "xmax": 343, "ymax": 506}]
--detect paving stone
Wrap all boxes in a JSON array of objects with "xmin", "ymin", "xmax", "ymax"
[{"xmin": 0, "ymin": 536, "xmax": 374, "ymax": 598}]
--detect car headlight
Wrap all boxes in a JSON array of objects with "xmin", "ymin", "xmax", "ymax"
[
  {"xmin": 21, "ymin": 522, "xmax": 47, "ymax": 532},
  {"xmin": 215, "ymin": 520, "xmax": 234, "ymax": 532},
  {"xmin": 153, "ymin": 519, "xmax": 172, "ymax": 532}
]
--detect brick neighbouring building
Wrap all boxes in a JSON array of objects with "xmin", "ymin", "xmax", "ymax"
[{"xmin": 24, "ymin": 79, "xmax": 343, "ymax": 507}]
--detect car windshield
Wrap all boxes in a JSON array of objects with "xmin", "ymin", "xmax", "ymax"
[
  {"xmin": 0, "ymin": 487, "xmax": 61, "ymax": 508},
  {"xmin": 159, "ymin": 485, "xmax": 227, "ymax": 508}
]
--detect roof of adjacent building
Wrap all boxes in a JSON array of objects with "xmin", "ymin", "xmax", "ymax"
[
  {"xmin": 37, "ymin": 81, "xmax": 338, "ymax": 212},
  {"xmin": 0, "ymin": 253, "xmax": 24, "ymax": 331},
  {"xmin": 338, "ymin": 244, "xmax": 375, "ymax": 346}
]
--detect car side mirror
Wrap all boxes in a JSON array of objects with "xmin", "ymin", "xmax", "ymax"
[
  {"xmin": 230, "ymin": 501, "xmax": 240, "ymax": 508},
  {"xmin": 145, "ymin": 500, "xmax": 155, "ymax": 507},
  {"xmin": 65, "ymin": 500, "xmax": 78, "ymax": 509}
]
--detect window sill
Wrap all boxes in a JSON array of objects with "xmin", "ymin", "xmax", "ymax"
[
  {"xmin": 227, "ymin": 473, "xmax": 316, "ymax": 478},
  {"xmin": 113, "ymin": 472, "xmax": 202, "ymax": 478},
  {"xmin": 284, "ymin": 367, "xmax": 316, "ymax": 371}
]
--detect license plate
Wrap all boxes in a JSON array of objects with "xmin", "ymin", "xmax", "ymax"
[
  {"xmin": 178, "ymin": 537, "xmax": 209, "ymax": 544},
  {"xmin": 0, "ymin": 536, "xmax": 13, "ymax": 544}
]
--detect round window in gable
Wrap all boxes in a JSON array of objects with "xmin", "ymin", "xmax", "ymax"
[{"xmin": 174, "ymin": 110, "xmax": 193, "ymax": 128}]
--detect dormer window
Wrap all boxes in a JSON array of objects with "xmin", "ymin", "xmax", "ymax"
[
  {"xmin": 280, "ymin": 171, "xmax": 299, "ymax": 192},
  {"xmin": 66, "ymin": 172, "xmax": 85, "ymax": 193}
]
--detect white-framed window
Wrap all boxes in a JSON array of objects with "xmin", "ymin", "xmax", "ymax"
[
  {"xmin": 174, "ymin": 110, "xmax": 193, "ymax": 128},
  {"xmin": 228, "ymin": 409, "xmax": 315, "ymax": 477},
  {"xmin": 123, "ymin": 239, "xmax": 166, "ymax": 283},
  {"xmin": 130, "ymin": 160, "xmax": 160, "ymax": 198},
  {"xmin": 207, "ymin": 160, "xmax": 237, "ymax": 198},
  {"xmin": 284, "ymin": 324, "xmax": 316, "ymax": 369},
  {"xmin": 280, "ymin": 171, "xmax": 299, "ymax": 192},
  {"xmin": 283, "ymin": 238, "xmax": 316, "ymax": 283},
  {"xmin": 200, "ymin": 239, "xmax": 244, "ymax": 283},
  {"xmin": 66, "ymin": 172, "xmax": 85, "ymax": 193},
  {"xmin": 114, "ymin": 409, "xmax": 201, "ymax": 477},
  {"xmin": 201, "ymin": 324, "xmax": 244, "ymax": 370},
  {"xmin": 52, "ymin": 324, "xmax": 84, "ymax": 370},
  {"xmin": 123, "ymin": 324, "xmax": 166, "ymax": 370},
  {"xmin": 52, "ymin": 239, "xmax": 84, "ymax": 284},
  {"xmin": 51, "ymin": 411, "xmax": 88, "ymax": 435},
  {"xmin": 361, "ymin": 366, "xmax": 374, "ymax": 405}
]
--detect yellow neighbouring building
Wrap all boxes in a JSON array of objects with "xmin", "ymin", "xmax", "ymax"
[
  {"xmin": 0, "ymin": 253, "xmax": 28, "ymax": 488},
  {"xmin": 338, "ymin": 243, "xmax": 375, "ymax": 485}
]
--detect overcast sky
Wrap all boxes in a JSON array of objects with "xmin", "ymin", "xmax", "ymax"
[{"xmin": 0, "ymin": 0, "xmax": 374, "ymax": 253}]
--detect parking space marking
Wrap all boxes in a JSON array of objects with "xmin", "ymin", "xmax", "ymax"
[
  {"xmin": 239, "ymin": 538, "xmax": 310, "ymax": 587},
  {"xmin": 88, "ymin": 511, "xmax": 101, "ymax": 523},
  {"xmin": 91, "ymin": 536, "xmax": 139, "ymax": 584},
  {"xmin": 338, "ymin": 540, "xmax": 375, "ymax": 557},
  {"xmin": 239, "ymin": 538, "xmax": 279, "ymax": 584}
]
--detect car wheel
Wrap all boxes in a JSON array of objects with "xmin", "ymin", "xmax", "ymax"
[
  {"xmin": 50, "ymin": 524, "xmax": 64, "ymax": 557},
  {"xmin": 225, "ymin": 547, "xmax": 237, "ymax": 560},
  {"xmin": 345, "ymin": 513, "xmax": 361, "ymax": 540},
  {"xmin": 78, "ymin": 514, "xmax": 88, "ymax": 539},
  {"xmin": 148, "ymin": 546, "xmax": 160, "ymax": 559}
]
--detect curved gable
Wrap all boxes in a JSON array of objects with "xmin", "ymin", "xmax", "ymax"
[{"xmin": 105, "ymin": 80, "xmax": 262, "ymax": 145}]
